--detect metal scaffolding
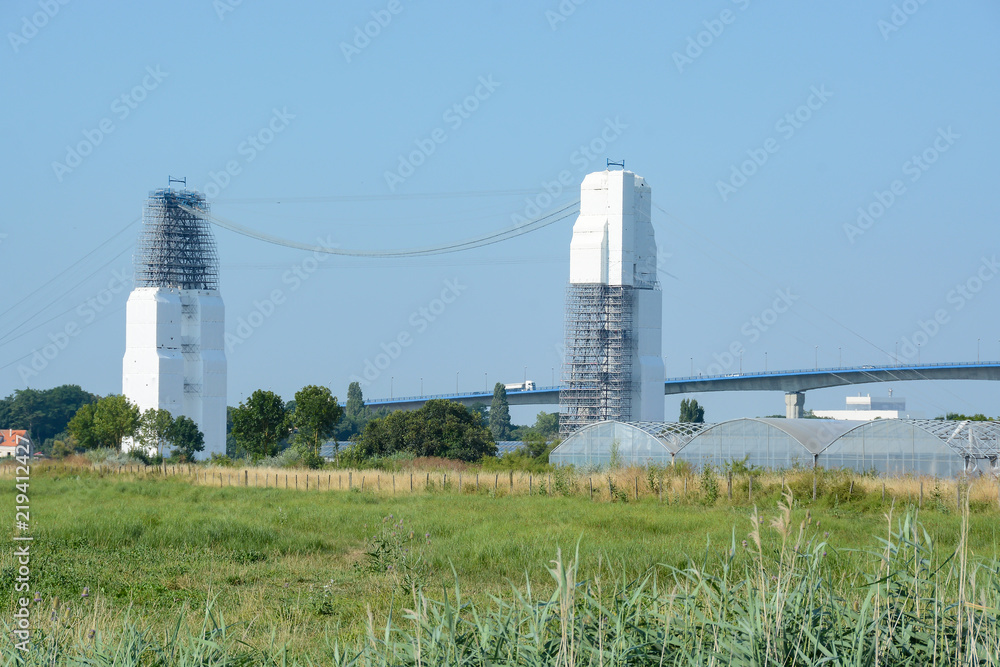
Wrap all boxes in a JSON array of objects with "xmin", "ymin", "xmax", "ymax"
[
  {"xmin": 560, "ymin": 284, "xmax": 634, "ymax": 436},
  {"xmin": 135, "ymin": 189, "xmax": 219, "ymax": 290}
]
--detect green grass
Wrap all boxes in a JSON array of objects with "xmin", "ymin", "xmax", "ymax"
[{"xmin": 2, "ymin": 467, "xmax": 999, "ymax": 662}]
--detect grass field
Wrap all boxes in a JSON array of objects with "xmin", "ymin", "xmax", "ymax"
[{"xmin": 2, "ymin": 462, "xmax": 999, "ymax": 663}]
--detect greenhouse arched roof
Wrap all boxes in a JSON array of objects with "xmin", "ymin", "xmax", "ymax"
[{"xmin": 550, "ymin": 418, "xmax": 1000, "ymax": 475}]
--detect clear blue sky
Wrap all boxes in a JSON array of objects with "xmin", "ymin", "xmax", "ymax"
[{"xmin": 2, "ymin": 0, "xmax": 999, "ymax": 423}]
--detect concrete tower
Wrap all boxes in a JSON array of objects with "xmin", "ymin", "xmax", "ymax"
[
  {"xmin": 122, "ymin": 187, "xmax": 227, "ymax": 459},
  {"xmin": 560, "ymin": 169, "xmax": 664, "ymax": 434}
]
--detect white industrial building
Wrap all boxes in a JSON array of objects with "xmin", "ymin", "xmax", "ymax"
[
  {"xmin": 560, "ymin": 168, "xmax": 664, "ymax": 434},
  {"xmin": 813, "ymin": 391, "xmax": 908, "ymax": 421},
  {"xmin": 122, "ymin": 187, "xmax": 227, "ymax": 459}
]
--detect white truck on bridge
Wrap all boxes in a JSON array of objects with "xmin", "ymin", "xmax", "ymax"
[{"xmin": 504, "ymin": 381, "xmax": 535, "ymax": 392}]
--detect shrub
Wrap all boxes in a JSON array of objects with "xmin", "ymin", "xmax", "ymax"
[
  {"xmin": 700, "ymin": 463, "xmax": 719, "ymax": 504},
  {"xmin": 299, "ymin": 448, "xmax": 325, "ymax": 470},
  {"xmin": 209, "ymin": 453, "xmax": 238, "ymax": 467},
  {"xmin": 84, "ymin": 448, "xmax": 146, "ymax": 467}
]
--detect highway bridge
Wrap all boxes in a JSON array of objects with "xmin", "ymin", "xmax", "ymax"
[{"xmin": 365, "ymin": 362, "xmax": 1000, "ymax": 418}]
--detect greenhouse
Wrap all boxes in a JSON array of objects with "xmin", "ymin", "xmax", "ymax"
[{"xmin": 549, "ymin": 418, "xmax": 1000, "ymax": 476}]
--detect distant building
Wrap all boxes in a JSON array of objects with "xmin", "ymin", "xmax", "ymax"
[
  {"xmin": 0, "ymin": 429, "xmax": 30, "ymax": 457},
  {"xmin": 813, "ymin": 391, "xmax": 909, "ymax": 420},
  {"xmin": 320, "ymin": 441, "xmax": 355, "ymax": 460},
  {"xmin": 495, "ymin": 441, "xmax": 527, "ymax": 456}
]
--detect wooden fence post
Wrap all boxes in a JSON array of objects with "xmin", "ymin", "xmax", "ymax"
[
  {"xmin": 349, "ymin": 472, "xmax": 352, "ymax": 490},
  {"xmin": 727, "ymin": 473, "xmax": 732, "ymax": 500},
  {"xmin": 748, "ymin": 475, "xmax": 753, "ymax": 502},
  {"xmin": 589, "ymin": 477, "xmax": 593, "ymax": 501},
  {"xmin": 919, "ymin": 481, "xmax": 923, "ymax": 508},
  {"xmin": 812, "ymin": 473, "xmax": 817, "ymax": 501},
  {"xmin": 634, "ymin": 477, "xmax": 638, "ymax": 501}
]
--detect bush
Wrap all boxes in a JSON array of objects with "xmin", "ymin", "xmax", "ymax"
[
  {"xmin": 50, "ymin": 439, "xmax": 76, "ymax": 459},
  {"xmin": 480, "ymin": 451, "xmax": 554, "ymax": 474},
  {"xmin": 83, "ymin": 448, "xmax": 146, "ymax": 467},
  {"xmin": 646, "ymin": 464, "xmax": 667, "ymax": 494},
  {"xmin": 255, "ymin": 447, "xmax": 301, "ymax": 468},
  {"xmin": 700, "ymin": 464, "xmax": 719, "ymax": 505},
  {"xmin": 299, "ymin": 448, "xmax": 325, "ymax": 470},
  {"xmin": 209, "ymin": 453, "xmax": 238, "ymax": 467}
]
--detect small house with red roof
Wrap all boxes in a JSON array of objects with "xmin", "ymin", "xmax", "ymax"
[{"xmin": 0, "ymin": 430, "xmax": 30, "ymax": 457}]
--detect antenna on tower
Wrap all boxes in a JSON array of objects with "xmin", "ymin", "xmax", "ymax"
[
  {"xmin": 168, "ymin": 176, "xmax": 187, "ymax": 189},
  {"xmin": 606, "ymin": 159, "xmax": 625, "ymax": 170}
]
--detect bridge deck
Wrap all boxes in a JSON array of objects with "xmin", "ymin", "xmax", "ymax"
[{"xmin": 365, "ymin": 362, "xmax": 1000, "ymax": 411}]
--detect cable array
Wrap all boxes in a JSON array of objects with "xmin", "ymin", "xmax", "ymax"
[{"xmin": 180, "ymin": 201, "xmax": 580, "ymax": 258}]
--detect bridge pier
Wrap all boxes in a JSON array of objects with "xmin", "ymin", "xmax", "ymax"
[{"xmin": 785, "ymin": 392, "xmax": 805, "ymax": 419}]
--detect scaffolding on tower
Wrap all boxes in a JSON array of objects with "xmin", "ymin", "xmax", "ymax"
[
  {"xmin": 134, "ymin": 189, "xmax": 219, "ymax": 291},
  {"xmin": 560, "ymin": 283, "xmax": 634, "ymax": 436}
]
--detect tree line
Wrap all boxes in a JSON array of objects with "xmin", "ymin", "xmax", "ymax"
[{"xmin": 2, "ymin": 380, "xmax": 565, "ymax": 466}]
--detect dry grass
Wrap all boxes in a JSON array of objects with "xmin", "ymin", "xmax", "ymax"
[{"xmin": 5, "ymin": 459, "xmax": 1000, "ymax": 511}]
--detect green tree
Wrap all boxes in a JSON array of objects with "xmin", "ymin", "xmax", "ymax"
[
  {"xmin": 67, "ymin": 403, "xmax": 100, "ymax": 450},
  {"xmin": 679, "ymin": 398, "xmax": 705, "ymax": 423},
  {"xmin": 938, "ymin": 412, "xmax": 993, "ymax": 421},
  {"xmin": 68, "ymin": 395, "xmax": 140, "ymax": 450},
  {"xmin": 168, "ymin": 416, "xmax": 204, "ymax": 462},
  {"xmin": 138, "ymin": 408, "xmax": 174, "ymax": 457},
  {"xmin": 93, "ymin": 395, "xmax": 141, "ymax": 450},
  {"xmin": 231, "ymin": 390, "xmax": 289, "ymax": 461},
  {"xmin": 532, "ymin": 411, "xmax": 559, "ymax": 438},
  {"xmin": 355, "ymin": 399, "xmax": 496, "ymax": 462},
  {"xmin": 346, "ymin": 381, "xmax": 364, "ymax": 418},
  {"xmin": 469, "ymin": 402, "xmax": 489, "ymax": 424},
  {"xmin": 226, "ymin": 405, "xmax": 238, "ymax": 456},
  {"xmin": 334, "ymin": 381, "xmax": 370, "ymax": 441},
  {"xmin": 489, "ymin": 383, "xmax": 511, "ymax": 441},
  {"xmin": 521, "ymin": 431, "xmax": 550, "ymax": 459},
  {"xmin": 512, "ymin": 411, "xmax": 560, "ymax": 440},
  {"xmin": 50, "ymin": 438, "xmax": 76, "ymax": 458},
  {"xmin": 292, "ymin": 385, "xmax": 343, "ymax": 463},
  {"xmin": 0, "ymin": 385, "xmax": 99, "ymax": 447}
]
